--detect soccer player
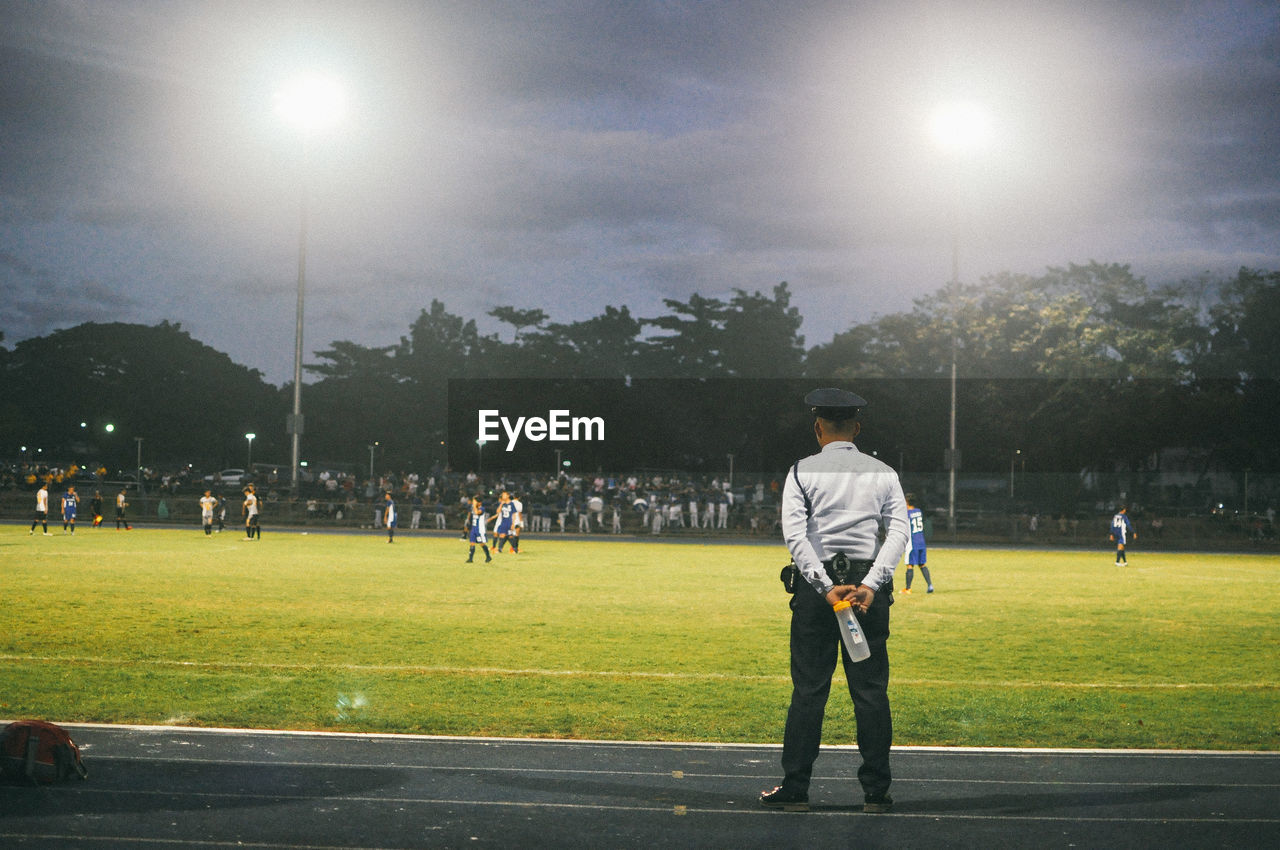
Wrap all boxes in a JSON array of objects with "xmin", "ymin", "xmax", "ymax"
[
  {"xmin": 491, "ymin": 491, "xmax": 519, "ymax": 553},
  {"xmin": 243, "ymin": 484, "xmax": 260, "ymax": 540},
  {"xmin": 384, "ymin": 491, "xmax": 397, "ymax": 543},
  {"xmin": 90, "ymin": 490, "xmax": 104, "ymax": 527},
  {"xmin": 61, "ymin": 484, "xmax": 79, "ymax": 534},
  {"xmin": 200, "ymin": 489, "xmax": 218, "ymax": 536},
  {"xmin": 1110, "ymin": 505, "xmax": 1136, "ymax": 566},
  {"xmin": 466, "ymin": 496, "xmax": 492, "ymax": 563},
  {"xmin": 115, "ymin": 489, "xmax": 132, "ymax": 530},
  {"xmin": 509, "ymin": 492, "xmax": 524, "ymax": 552},
  {"xmin": 30, "ymin": 482, "xmax": 51, "ymax": 535},
  {"xmin": 900, "ymin": 494, "xmax": 932, "ymax": 594}
]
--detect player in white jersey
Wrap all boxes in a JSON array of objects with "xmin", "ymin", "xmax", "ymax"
[
  {"xmin": 115, "ymin": 489, "xmax": 132, "ymax": 530},
  {"xmin": 200, "ymin": 490, "xmax": 218, "ymax": 535},
  {"xmin": 243, "ymin": 484, "xmax": 260, "ymax": 540},
  {"xmin": 384, "ymin": 491, "xmax": 398, "ymax": 543},
  {"xmin": 30, "ymin": 483, "xmax": 51, "ymax": 535},
  {"xmin": 510, "ymin": 494, "xmax": 524, "ymax": 552}
]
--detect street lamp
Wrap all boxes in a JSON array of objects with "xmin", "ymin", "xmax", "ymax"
[
  {"xmin": 477, "ymin": 438, "xmax": 487, "ymax": 474},
  {"xmin": 369, "ymin": 441, "xmax": 380, "ymax": 481},
  {"xmin": 245, "ymin": 433, "xmax": 256, "ymax": 470},
  {"xmin": 930, "ymin": 100, "xmax": 993, "ymax": 536},
  {"xmin": 275, "ymin": 74, "xmax": 346, "ymax": 495}
]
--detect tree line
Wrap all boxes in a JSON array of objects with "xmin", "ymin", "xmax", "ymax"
[{"xmin": 1, "ymin": 264, "xmax": 1276, "ymax": 483}]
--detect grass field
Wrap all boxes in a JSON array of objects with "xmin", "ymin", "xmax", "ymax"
[{"xmin": 2, "ymin": 524, "xmax": 1276, "ymax": 750}]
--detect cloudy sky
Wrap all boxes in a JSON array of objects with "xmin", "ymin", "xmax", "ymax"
[{"xmin": 3, "ymin": 0, "xmax": 1278, "ymax": 384}]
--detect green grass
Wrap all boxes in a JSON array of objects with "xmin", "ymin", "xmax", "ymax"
[{"xmin": 1, "ymin": 526, "xmax": 1276, "ymax": 749}]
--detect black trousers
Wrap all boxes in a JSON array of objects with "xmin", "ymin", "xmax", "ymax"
[{"xmin": 780, "ymin": 579, "xmax": 892, "ymax": 799}]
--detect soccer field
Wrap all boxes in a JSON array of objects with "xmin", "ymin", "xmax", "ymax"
[{"xmin": 2, "ymin": 525, "xmax": 1276, "ymax": 750}]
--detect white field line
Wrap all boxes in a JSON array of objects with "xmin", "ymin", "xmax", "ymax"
[
  {"xmin": 1, "ymin": 653, "xmax": 1274, "ymax": 689},
  {"xmin": 49, "ymin": 721, "xmax": 1280, "ymax": 756}
]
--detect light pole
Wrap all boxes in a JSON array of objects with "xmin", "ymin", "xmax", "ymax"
[
  {"xmin": 477, "ymin": 439, "xmax": 487, "ymax": 474},
  {"xmin": 727, "ymin": 453, "xmax": 735, "ymax": 490},
  {"xmin": 275, "ymin": 75, "xmax": 346, "ymax": 496},
  {"xmin": 245, "ymin": 433, "xmax": 256, "ymax": 470},
  {"xmin": 929, "ymin": 100, "xmax": 992, "ymax": 537},
  {"xmin": 369, "ymin": 441, "xmax": 379, "ymax": 481},
  {"xmin": 134, "ymin": 437, "xmax": 144, "ymax": 494},
  {"xmin": 1009, "ymin": 449, "xmax": 1021, "ymax": 499}
]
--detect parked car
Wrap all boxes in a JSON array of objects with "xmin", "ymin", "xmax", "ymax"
[{"xmin": 203, "ymin": 468, "xmax": 247, "ymax": 486}]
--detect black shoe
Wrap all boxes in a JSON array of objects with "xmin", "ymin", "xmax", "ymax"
[
  {"xmin": 863, "ymin": 792, "xmax": 893, "ymax": 813},
  {"xmin": 759, "ymin": 785, "xmax": 809, "ymax": 812}
]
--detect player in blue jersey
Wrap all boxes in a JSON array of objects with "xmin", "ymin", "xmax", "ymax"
[
  {"xmin": 1110, "ymin": 505, "xmax": 1136, "ymax": 566},
  {"xmin": 490, "ymin": 491, "xmax": 517, "ymax": 553},
  {"xmin": 900, "ymin": 494, "xmax": 932, "ymax": 594},
  {"xmin": 466, "ymin": 496, "xmax": 492, "ymax": 563},
  {"xmin": 61, "ymin": 485, "xmax": 79, "ymax": 534}
]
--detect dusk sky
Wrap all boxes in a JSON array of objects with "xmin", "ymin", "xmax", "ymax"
[{"xmin": 3, "ymin": 0, "xmax": 1278, "ymax": 384}]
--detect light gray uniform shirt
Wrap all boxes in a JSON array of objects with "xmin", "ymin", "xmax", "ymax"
[{"xmin": 781, "ymin": 440, "xmax": 910, "ymax": 595}]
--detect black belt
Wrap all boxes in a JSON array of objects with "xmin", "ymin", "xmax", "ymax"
[{"xmin": 822, "ymin": 552, "xmax": 874, "ymax": 586}]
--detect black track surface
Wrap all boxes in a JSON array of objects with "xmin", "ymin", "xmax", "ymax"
[{"xmin": 2, "ymin": 725, "xmax": 1276, "ymax": 848}]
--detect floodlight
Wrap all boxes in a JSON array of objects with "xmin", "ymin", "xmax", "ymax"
[
  {"xmin": 929, "ymin": 101, "xmax": 993, "ymax": 155},
  {"xmin": 275, "ymin": 75, "xmax": 346, "ymax": 132}
]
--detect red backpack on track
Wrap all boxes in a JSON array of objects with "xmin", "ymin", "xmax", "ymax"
[{"xmin": 1, "ymin": 720, "xmax": 88, "ymax": 783}]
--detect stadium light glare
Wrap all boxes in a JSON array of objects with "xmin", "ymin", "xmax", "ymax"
[
  {"xmin": 929, "ymin": 101, "xmax": 993, "ymax": 156},
  {"xmin": 274, "ymin": 75, "xmax": 346, "ymax": 132}
]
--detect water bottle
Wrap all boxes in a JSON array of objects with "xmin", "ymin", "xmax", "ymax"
[{"xmin": 833, "ymin": 600, "xmax": 871, "ymax": 662}]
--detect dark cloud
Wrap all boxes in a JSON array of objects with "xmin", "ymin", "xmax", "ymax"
[
  {"xmin": 0, "ymin": 250, "xmax": 138, "ymax": 333},
  {"xmin": 2, "ymin": 0, "xmax": 1279, "ymax": 382}
]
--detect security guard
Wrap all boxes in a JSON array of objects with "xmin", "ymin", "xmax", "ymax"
[{"xmin": 761, "ymin": 388, "xmax": 909, "ymax": 814}]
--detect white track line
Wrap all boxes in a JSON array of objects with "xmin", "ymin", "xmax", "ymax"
[
  {"xmin": 2, "ymin": 654, "xmax": 1272, "ymax": 689},
  {"xmin": 50, "ymin": 721, "xmax": 1280, "ymax": 757}
]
